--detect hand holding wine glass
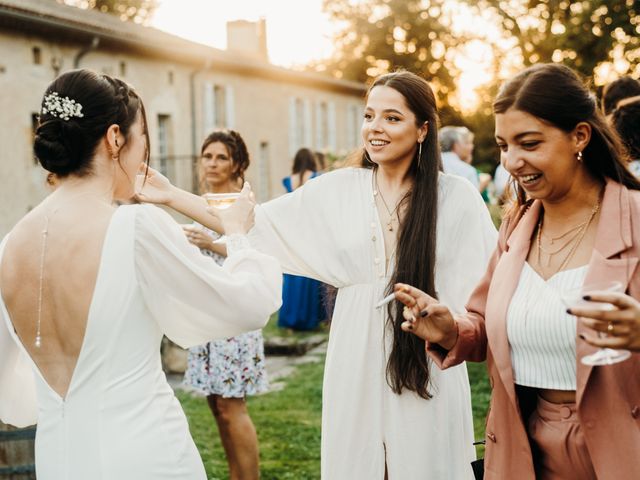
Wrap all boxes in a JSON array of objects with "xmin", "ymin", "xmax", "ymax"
[
  {"xmin": 206, "ymin": 182, "xmax": 256, "ymax": 236},
  {"xmin": 566, "ymin": 283, "xmax": 640, "ymax": 358}
]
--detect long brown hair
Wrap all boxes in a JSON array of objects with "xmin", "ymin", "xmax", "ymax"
[
  {"xmin": 291, "ymin": 148, "xmax": 317, "ymax": 186},
  {"xmin": 362, "ymin": 70, "xmax": 442, "ymax": 399},
  {"xmin": 494, "ymin": 64, "xmax": 640, "ymax": 210}
]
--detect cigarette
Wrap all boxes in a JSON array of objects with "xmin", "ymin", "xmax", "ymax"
[{"xmin": 375, "ymin": 293, "xmax": 396, "ymax": 309}]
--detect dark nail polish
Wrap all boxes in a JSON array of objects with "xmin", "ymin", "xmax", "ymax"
[
  {"xmin": 583, "ymin": 295, "xmax": 591, "ymax": 300},
  {"xmin": 408, "ymin": 325, "xmax": 414, "ymax": 330},
  {"xmin": 420, "ymin": 310, "xmax": 428, "ymax": 317},
  {"xmin": 578, "ymin": 334, "xmax": 586, "ymax": 341},
  {"xmin": 566, "ymin": 308, "xmax": 572, "ymax": 314}
]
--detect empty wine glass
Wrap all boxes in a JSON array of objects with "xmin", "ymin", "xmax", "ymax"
[{"xmin": 560, "ymin": 280, "xmax": 631, "ymax": 366}]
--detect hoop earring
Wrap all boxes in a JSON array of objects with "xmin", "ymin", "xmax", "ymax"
[{"xmin": 576, "ymin": 151, "xmax": 583, "ymax": 162}]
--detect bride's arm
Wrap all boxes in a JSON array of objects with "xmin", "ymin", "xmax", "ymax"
[{"xmin": 135, "ymin": 167, "xmax": 224, "ymax": 233}]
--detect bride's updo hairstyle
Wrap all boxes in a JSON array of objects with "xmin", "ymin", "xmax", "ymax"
[{"xmin": 34, "ymin": 69, "xmax": 149, "ymax": 177}]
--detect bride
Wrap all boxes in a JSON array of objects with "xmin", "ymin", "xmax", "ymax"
[{"xmin": 0, "ymin": 69, "xmax": 281, "ymax": 480}]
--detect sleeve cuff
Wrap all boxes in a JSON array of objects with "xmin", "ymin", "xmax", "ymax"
[{"xmin": 225, "ymin": 234, "xmax": 251, "ymax": 256}]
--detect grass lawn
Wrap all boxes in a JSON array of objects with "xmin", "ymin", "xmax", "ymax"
[
  {"xmin": 178, "ymin": 348, "xmax": 491, "ymax": 479},
  {"xmin": 177, "ymin": 354, "xmax": 323, "ymax": 480}
]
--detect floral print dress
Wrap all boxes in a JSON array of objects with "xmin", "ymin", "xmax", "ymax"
[{"xmin": 183, "ymin": 225, "xmax": 269, "ymax": 398}]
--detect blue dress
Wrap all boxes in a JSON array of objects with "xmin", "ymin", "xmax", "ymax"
[{"xmin": 279, "ymin": 174, "xmax": 322, "ymax": 330}]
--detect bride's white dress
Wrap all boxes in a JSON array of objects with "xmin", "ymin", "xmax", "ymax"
[{"xmin": 0, "ymin": 204, "xmax": 282, "ymax": 480}]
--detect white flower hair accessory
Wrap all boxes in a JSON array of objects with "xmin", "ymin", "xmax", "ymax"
[{"xmin": 41, "ymin": 91, "xmax": 84, "ymax": 121}]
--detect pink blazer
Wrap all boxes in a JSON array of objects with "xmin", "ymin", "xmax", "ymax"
[{"xmin": 429, "ymin": 180, "xmax": 640, "ymax": 479}]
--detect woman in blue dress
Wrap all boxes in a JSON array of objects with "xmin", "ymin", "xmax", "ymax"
[{"xmin": 279, "ymin": 148, "xmax": 323, "ymax": 331}]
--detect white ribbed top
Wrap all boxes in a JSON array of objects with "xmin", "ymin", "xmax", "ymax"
[{"xmin": 506, "ymin": 262, "xmax": 588, "ymax": 391}]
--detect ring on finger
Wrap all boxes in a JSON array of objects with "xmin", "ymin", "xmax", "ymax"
[{"xmin": 607, "ymin": 321, "xmax": 614, "ymax": 334}]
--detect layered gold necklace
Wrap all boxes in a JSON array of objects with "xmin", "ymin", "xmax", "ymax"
[{"xmin": 535, "ymin": 199, "xmax": 600, "ymax": 277}]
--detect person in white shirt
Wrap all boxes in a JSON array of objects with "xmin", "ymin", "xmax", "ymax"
[{"xmin": 439, "ymin": 126, "xmax": 481, "ymax": 189}]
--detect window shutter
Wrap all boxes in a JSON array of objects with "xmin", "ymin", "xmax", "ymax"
[
  {"xmin": 288, "ymin": 97, "xmax": 297, "ymax": 156},
  {"xmin": 203, "ymin": 82, "xmax": 214, "ymax": 135},
  {"xmin": 303, "ymin": 99, "xmax": 312, "ymax": 147},
  {"xmin": 328, "ymin": 101, "xmax": 337, "ymax": 152},
  {"xmin": 225, "ymin": 85, "xmax": 235, "ymax": 129}
]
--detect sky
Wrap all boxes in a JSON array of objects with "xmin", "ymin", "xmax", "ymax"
[
  {"xmin": 152, "ymin": 0, "xmax": 338, "ymax": 67},
  {"xmin": 150, "ymin": 0, "xmax": 630, "ymax": 109}
]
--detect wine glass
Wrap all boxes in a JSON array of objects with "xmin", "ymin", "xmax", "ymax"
[
  {"xmin": 203, "ymin": 193, "xmax": 241, "ymax": 244},
  {"xmin": 560, "ymin": 280, "xmax": 631, "ymax": 366}
]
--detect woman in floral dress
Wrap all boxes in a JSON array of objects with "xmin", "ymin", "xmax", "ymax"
[{"xmin": 183, "ymin": 130, "xmax": 267, "ymax": 480}]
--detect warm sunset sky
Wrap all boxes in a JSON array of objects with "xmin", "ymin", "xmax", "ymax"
[{"xmin": 153, "ymin": 0, "xmax": 338, "ymax": 68}]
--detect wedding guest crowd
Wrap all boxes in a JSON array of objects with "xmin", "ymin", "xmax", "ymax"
[{"xmin": 0, "ymin": 55, "xmax": 638, "ymax": 480}]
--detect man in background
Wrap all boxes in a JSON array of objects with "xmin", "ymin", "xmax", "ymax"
[{"xmin": 439, "ymin": 126, "xmax": 480, "ymax": 188}]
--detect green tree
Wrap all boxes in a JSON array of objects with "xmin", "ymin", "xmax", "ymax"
[
  {"xmin": 319, "ymin": 0, "xmax": 478, "ymax": 106},
  {"xmin": 59, "ymin": 0, "xmax": 158, "ymax": 24},
  {"xmin": 474, "ymin": 0, "xmax": 640, "ymax": 78},
  {"xmin": 319, "ymin": 0, "xmax": 639, "ymax": 168}
]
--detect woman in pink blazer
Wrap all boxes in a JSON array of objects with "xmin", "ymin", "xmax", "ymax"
[{"xmin": 395, "ymin": 64, "xmax": 640, "ymax": 479}]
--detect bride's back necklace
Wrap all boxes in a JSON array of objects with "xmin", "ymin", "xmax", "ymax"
[{"xmin": 35, "ymin": 191, "xmax": 112, "ymax": 348}]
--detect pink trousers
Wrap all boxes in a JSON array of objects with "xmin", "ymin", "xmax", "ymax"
[{"xmin": 527, "ymin": 396, "xmax": 597, "ymax": 480}]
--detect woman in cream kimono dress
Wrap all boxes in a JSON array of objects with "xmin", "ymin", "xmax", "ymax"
[{"xmin": 249, "ymin": 167, "xmax": 497, "ymax": 479}]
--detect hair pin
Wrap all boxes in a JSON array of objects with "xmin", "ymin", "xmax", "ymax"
[{"xmin": 42, "ymin": 91, "xmax": 84, "ymax": 121}]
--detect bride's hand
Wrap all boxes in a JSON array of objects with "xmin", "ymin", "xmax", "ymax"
[
  {"xmin": 134, "ymin": 166, "xmax": 174, "ymax": 205},
  {"xmin": 206, "ymin": 182, "xmax": 256, "ymax": 235}
]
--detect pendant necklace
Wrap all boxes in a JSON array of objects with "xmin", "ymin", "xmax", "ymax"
[{"xmin": 373, "ymin": 170, "xmax": 405, "ymax": 232}]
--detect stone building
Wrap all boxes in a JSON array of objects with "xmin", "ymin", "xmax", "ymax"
[{"xmin": 0, "ymin": 0, "xmax": 366, "ymax": 235}]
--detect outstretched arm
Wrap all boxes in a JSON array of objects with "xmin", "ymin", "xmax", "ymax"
[{"xmin": 135, "ymin": 166, "xmax": 224, "ymax": 233}]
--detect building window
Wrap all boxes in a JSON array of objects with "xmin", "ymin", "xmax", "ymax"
[
  {"xmin": 347, "ymin": 104, "xmax": 362, "ymax": 150},
  {"xmin": 316, "ymin": 101, "xmax": 329, "ymax": 150},
  {"xmin": 295, "ymin": 98, "xmax": 304, "ymax": 149},
  {"xmin": 213, "ymin": 85, "xmax": 227, "ymax": 127},
  {"xmin": 119, "ymin": 61, "xmax": 126, "ymax": 77},
  {"xmin": 289, "ymin": 97, "xmax": 312, "ymax": 155},
  {"xmin": 32, "ymin": 47, "xmax": 41, "ymax": 65},
  {"xmin": 157, "ymin": 114, "xmax": 173, "ymax": 178},
  {"xmin": 203, "ymin": 83, "xmax": 235, "ymax": 133}
]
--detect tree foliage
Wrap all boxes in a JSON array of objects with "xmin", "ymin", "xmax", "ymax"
[
  {"xmin": 476, "ymin": 0, "xmax": 640, "ymax": 78},
  {"xmin": 319, "ymin": 0, "xmax": 475, "ymax": 106},
  {"xmin": 319, "ymin": 0, "xmax": 639, "ymax": 167},
  {"xmin": 59, "ymin": 0, "xmax": 158, "ymax": 24}
]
